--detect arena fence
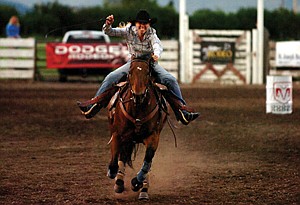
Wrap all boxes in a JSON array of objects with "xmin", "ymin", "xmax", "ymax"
[
  {"xmin": 159, "ymin": 40, "xmax": 179, "ymax": 79},
  {"xmin": 1, "ymin": 37, "xmax": 298, "ymax": 83},
  {"xmin": 0, "ymin": 38, "xmax": 36, "ymax": 79}
]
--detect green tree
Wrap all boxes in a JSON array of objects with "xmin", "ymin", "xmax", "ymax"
[
  {"xmin": 190, "ymin": 9, "xmax": 228, "ymax": 29},
  {"xmin": 23, "ymin": 1, "xmax": 76, "ymax": 37},
  {"xmin": 265, "ymin": 8, "xmax": 300, "ymax": 40},
  {"xmin": 189, "ymin": 7, "xmax": 300, "ymax": 40},
  {"xmin": 235, "ymin": 8, "xmax": 257, "ymax": 29},
  {"xmin": 16, "ymin": 1, "xmax": 300, "ymax": 41}
]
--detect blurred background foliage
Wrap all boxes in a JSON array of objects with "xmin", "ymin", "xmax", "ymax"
[{"xmin": 1, "ymin": 0, "xmax": 300, "ymax": 41}]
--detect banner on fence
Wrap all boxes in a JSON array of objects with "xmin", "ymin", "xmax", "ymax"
[
  {"xmin": 46, "ymin": 43, "xmax": 128, "ymax": 69},
  {"xmin": 200, "ymin": 41, "xmax": 235, "ymax": 64},
  {"xmin": 276, "ymin": 41, "xmax": 300, "ymax": 67}
]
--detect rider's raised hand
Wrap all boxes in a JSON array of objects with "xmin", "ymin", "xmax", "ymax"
[
  {"xmin": 152, "ymin": 54, "xmax": 159, "ymax": 62},
  {"xmin": 106, "ymin": 15, "xmax": 114, "ymax": 26}
]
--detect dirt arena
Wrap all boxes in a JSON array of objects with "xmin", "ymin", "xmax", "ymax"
[{"xmin": 0, "ymin": 81, "xmax": 299, "ymax": 204}]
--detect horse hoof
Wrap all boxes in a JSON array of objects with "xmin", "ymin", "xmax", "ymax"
[
  {"xmin": 107, "ymin": 165, "xmax": 118, "ymax": 179},
  {"xmin": 107, "ymin": 170, "xmax": 116, "ymax": 179},
  {"xmin": 114, "ymin": 179, "xmax": 125, "ymax": 193},
  {"xmin": 138, "ymin": 189, "xmax": 149, "ymax": 200},
  {"xmin": 131, "ymin": 177, "xmax": 143, "ymax": 192}
]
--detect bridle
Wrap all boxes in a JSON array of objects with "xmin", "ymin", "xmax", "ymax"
[
  {"xmin": 127, "ymin": 58, "xmax": 152, "ymax": 105},
  {"xmin": 118, "ymin": 56, "xmax": 159, "ymax": 133}
]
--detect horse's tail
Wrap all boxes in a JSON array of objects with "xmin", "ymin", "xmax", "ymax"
[{"xmin": 120, "ymin": 141, "xmax": 138, "ymax": 168}]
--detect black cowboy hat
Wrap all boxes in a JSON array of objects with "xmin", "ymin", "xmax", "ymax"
[{"xmin": 130, "ymin": 10, "xmax": 157, "ymax": 25}]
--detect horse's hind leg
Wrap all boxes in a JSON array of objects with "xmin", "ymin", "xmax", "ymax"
[
  {"xmin": 114, "ymin": 160, "xmax": 125, "ymax": 193},
  {"xmin": 131, "ymin": 134, "xmax": 158, "ymax": 192}
]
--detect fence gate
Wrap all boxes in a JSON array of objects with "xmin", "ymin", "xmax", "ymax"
[
  {"xmin": 0, "ymin": 38, "xmax": 36, "ymax": 79},
  {"xmin": 187, "ymin": 29, "xmax": 252, "ymax": 84}
]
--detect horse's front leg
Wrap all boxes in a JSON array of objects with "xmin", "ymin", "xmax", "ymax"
[
  {"xmin": 107, "ymin": 134, "xmax": 119, "ymax": 179},
  {"xmin": 131, "ymin": 133, "xmax": 159, "ymax": 192}
]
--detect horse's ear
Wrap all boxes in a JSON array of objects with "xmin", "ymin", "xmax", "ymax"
[{"xmin": 131, "ymin": 55, "xmax": 135, "ymax": 60}]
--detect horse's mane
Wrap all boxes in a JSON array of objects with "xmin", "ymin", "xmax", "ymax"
[
  {"xmin": 132, "ymin": 53, "xmax": 152, "ymax": 61},
  {"xmin": 131, "ymin": 54, "xmax": 154, "ymax": 74}
]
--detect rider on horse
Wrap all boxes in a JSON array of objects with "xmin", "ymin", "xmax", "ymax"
[{"xmin": 78, "ymin": 10, "xmax": 199, "ymax": 125}]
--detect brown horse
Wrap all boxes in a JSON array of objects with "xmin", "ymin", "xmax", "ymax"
[{"xmin": 107, "ymin": 54, "xmax": 167, "ymax": 200}]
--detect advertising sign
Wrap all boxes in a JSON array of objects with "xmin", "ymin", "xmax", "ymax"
[
  {"xmin": 46, "ymin": 43, "xmax": 128, "ymax": 69},
  {"xmin": 276, "ymin": 41, "xmax": 300, "ymax": 67},
  {"xmin": 200, "ymin": 41, "xmax": 235, "ymax": 64}
]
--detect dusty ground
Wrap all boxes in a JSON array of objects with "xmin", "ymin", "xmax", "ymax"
[{"xmin": 0, "ymin": 81, "xmax": 299, "ymax": 205}]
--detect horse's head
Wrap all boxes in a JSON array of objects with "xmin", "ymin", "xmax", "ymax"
[{"xmin": 128, "ymin": 54, "xmax": 153, "ymax": 104}]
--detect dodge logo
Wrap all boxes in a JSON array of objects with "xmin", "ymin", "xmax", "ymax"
[{"xmin": 273, "ymin": 82, "xmax": 292, "ymax": 104}]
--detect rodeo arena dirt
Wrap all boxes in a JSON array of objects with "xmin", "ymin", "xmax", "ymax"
[{"xmin": 0, "ymin": 80, "xmax": 299, "ymax": 205}]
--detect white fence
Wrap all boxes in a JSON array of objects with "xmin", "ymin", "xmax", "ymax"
[
  {"xmin": 1, "ymin": 36, "xmax": 297, "ymax": 84},
  {"xmin": 0, "ymin": 38, "xmax": 36, "ymax": 79},
  {"xmin": 160, "ymin": 40, "xmax": 179, "ymax": 79}
]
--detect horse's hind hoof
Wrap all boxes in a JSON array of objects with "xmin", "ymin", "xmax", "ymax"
[
  {"xmin": 114, "ymin": 179, "xmax": 125, "ymax": 193},
  {"xmin": 131, "ymin": 177, "xmax": 143, "ymax": 192}
]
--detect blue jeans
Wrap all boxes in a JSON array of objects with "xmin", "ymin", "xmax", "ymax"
[{"xmin": 95, "ymin": 61, "xmax": 186, "ymax": 105}]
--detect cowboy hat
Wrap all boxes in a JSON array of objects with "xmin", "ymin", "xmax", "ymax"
[{"xmin": 130, "ymin": 10, "xmax": 157, "ymax": 25}]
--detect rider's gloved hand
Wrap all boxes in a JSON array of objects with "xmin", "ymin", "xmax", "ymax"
[{"xmin": 106, "ymin": 15, "xmax": 114, "ymax": 26}]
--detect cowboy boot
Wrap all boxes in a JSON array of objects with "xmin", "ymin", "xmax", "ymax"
[
  {"xmin": 176, "ymin": 105, "xmax": 199, "ymax": 125},
  {"xmin": 161, "ymin": 90, "xmax": 199, "ymax": 125},
  {"xmin": 78, "ymin": 86, "xmax": 119, "ymax": 119},
  {"xmin": 78, "ymin": 102, "xmax": 102, "ymax": 119}
]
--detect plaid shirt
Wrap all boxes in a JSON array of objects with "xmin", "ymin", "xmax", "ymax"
[{"xmin": 102, "ymin": 24, "xmax": 163, "ymax": 58}]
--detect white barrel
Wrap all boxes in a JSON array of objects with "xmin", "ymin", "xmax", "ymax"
[{"xmin": 266, "ymin": 75, "xmax": 293, "ymax": 114}]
